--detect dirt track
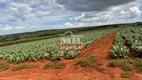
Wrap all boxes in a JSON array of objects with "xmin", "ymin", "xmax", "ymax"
[{"xmin": 0, "ymin": 31, "xmax": 142, "ymax": 80}]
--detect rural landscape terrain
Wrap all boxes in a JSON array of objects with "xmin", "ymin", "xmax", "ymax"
[
  {"xmin": 0, "ymin": 23, "xmax": 142, "ymax": 80},
  {"xmin": 0, "ymin": 0, "xmax": 142, "ymax": 80}
]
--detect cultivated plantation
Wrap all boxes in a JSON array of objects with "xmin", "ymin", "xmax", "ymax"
[
  {"xmin": 0, "ymin": 28, "xmax": 117, "ymax": 63},
  {"xmin": 0, "ymin": 25, "xmax": 142, "ymax": 80},
  {"xmin": 111, "ymin": 27, "xmax": 142, "ymax": 58}
]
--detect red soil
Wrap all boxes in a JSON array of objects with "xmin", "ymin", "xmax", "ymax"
[{"xmin": 0, "ymin": 31, "xmax": 142, "ymax": 80}]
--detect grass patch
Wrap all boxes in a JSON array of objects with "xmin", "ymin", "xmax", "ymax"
[
  {"xmin": 97, "ymin": 62, "xmax": 103, "ymax": 65},
  {"xmin": 12, "ymin": 64, "xmax": 37, "ymax": 71},
  {"xmin": 121, "ymin": 71, "xmax": 132, "ymax": 78},
  {"xmin": 108, "ymin": 59, "xmax": 134, "ymax": 70},
  {"xmin": 96, "ymin": 67, "xmax": 105, "ymax": 72},
  {"xmin": 108, "ymin": 58, "xmax": 142, "ymax": 73},
  {"xmin": 134, "ymin": 58, "xmax": 142, "ymax": 73},
  {"xmin": 123, "ymin": 59, "xmax": 135, "ymax": 64},
  {"xmin": 136, "ymin": 67, "xmax": 142, "ymax": 74},
  {"xmin": 0, "ymin": 62, "xmax": 9, "ymax": 72},
  {"xmin": 122, "ymin": 64, "xmax": 133, "ymax": 71},
  {"xmin": 43, "ymin": 61, "xmax": 65, "ymax": 69},
  {"xmin": 108, "ymin": 60, "xmax": 122, "ymax": 67},
  {"xmin": 75, "ymin": 55, "xmax": 96, "ymax": 67}
]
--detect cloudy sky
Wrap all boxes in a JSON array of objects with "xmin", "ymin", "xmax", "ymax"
[{"xmin": 0, "ymin": 0, "xmax": 142, "ymax": 35}]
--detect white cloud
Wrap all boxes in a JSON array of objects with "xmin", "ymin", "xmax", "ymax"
[
  {"xmin": 15, "ymin": 26, "xmax": 26, "ymax": 29},
  {"xmin": 129, "ymin": 6, "xmax": 141, "ymax": 17},
  {"xmin": 57, "ymin": 0, "xmax": 136, "ymax": 12},
  {"xmin": 63, "ymin": 22, "xmax": 85, "ymax": 28},
  {"xmin": 70, "ymin": 0, "xmax": 142, "ymax": 26},
  {"xmin": 35, "ymin": 11, "xmax": 50, "ymax": 18},
  {"xmin": 6, "ymin": 2, "xmax": 32, "ymax": 21},
  {"xmin": 0, "ymin": 25, "xmax": 12, "ymax": 31},
  {"xmin": 64, "ymin": 22, "xmax": 72, "ymax": 28},
  {"xmin": 0, "ymin": 0, "xmax": 142, "ymax": 35},
  {"xmin": 0, "ymin": 0, "xmax": 9, "ymax": 3}
]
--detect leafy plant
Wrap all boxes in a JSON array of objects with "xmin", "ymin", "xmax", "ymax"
[
  {"xmin": 132, "ymin": 42, "xmax": 142, "ymax": 56},
  {"xmin": 51, "ymin": 50, "xmax": 64, "ymax": 60},
  {"xmin": 117, "ymin": 27, "xmax": 142, "ymax": 57},
  {"xmin": 66, "ymin": 51, "xmax": 79, "ymax": 59},
  {"xmin": 111, "ymin": 43, "xmax": 129, "ymax": 59}
]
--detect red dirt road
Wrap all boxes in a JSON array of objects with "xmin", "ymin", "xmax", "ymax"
[{"xmin": 0, "ymin": 31, "xmax": 142, "ymax": 80}]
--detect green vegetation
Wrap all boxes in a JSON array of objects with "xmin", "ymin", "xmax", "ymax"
[
  {"xmin": 0, "ymin": 24, "xmax": 121, "ymax": 47},
  {"xmin": 120, "ymin": 27, "xmax": 142, "ymax": 57},
  {"xmin": 43, "ymin": 61, "xmax": 65, "ymax": 69},
  {"xmin": 122, "ymin": 64, "xmax": 133, "ymax": 71},
  {"xmin": 0, "ymin": 62, "xmax": 9, "ymax": 72},
  {"xmin": 111, "ymin": 43, "xmax": 129, "ymax": 59},
  {"xmin": 111, "ymin": 29, "xmax": 129, "ymax": 58},
  {"xmin": 75, "ymin": 55, "xmax": 96, "ymax": 67},
  {"xmin": 108, "ymin": 59, "xmax": 142, "ymax": 73},
  {"xmin": 96, "ymin": 67, "xmax": 105, "ymax": 72},
  {"xmin": 134, "ymin": 58, "xmax": 142, "ymax": 73},
  {"xmin": 12, "ymin": 64, "xmax": 37, "ymax": 71},
  {"xmin": 108, "ymin": 60, "xmax": 122, "ymax": 67},
  {"xmin": 0, "ymin": 27, "xmax": 91, "ymax": 43},
  {"xmin": 97, "ymin": 62, "xmax": 103, "ymax": 65},
  {"xmin": 111, "ymin": 27, "xmax": 142, "ymax": 58},
  {"xmin": 121, "ymin": 71, "xmax": 132, "ymax": 78},
  {"xmin": 0, "ymin": 28, "xmax": 118, "ymax": 63}
]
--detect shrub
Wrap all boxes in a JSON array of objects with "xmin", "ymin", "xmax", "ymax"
[
  {"xmin": 12, "ymin": 64, "xmax": 37, "ymax": 71},
  {"xmin": 97, "ymin": 62, "xmax": 103, "ymax": 65},
  {"xmin": 0, "ymin": 62, "xmax": 9, "ymax": 72},
  {"xmin": 134, "ymin": 58, "xmax": 142, "ymax": 67},
  {"xmin": 122, "ymin": 64, "xmax": 133, "ymax": 71},
  {"xmin": 75, "ymin": 56, "xmax": 96, "ymax": 67},
  {"xmin": 123, "ymin": 59, "xmax": 135, "ymax": 64},
  {"xmin": 108, "ymin": 60, "xmax": 122, "ymax": 67},
  {"xmin": 121, "ymin": 71, "xmax": 132, "ymax": 78},
  {"xmin": 134, "ymin": 58, "xmax": 142, "ymax": 73},
  {"xmin": 43, "ymin": 62, "xmax": 65, "ymax": 69},
  {"xmin": 96, "ymin": 67, "xmax": 105, "ymax": 72}
]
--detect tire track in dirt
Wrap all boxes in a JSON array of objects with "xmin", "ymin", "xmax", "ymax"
[{"xmin": 79, "ymin": 31, "xmax": 118, "ymax": 60}]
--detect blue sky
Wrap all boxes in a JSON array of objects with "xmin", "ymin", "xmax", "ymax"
[{"xmin": 0, "ymin": 0, "xmax": 142, "ymax": 35}]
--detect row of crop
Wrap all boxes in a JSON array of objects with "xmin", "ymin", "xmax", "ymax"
[
  {"xmin": 120, "ymin": 27, "xmax": 142, "ymax": 56},
  {"xmin": 0, "ymin": 28, "xmax": 118, "ymax": 63},
  {"xmin": 111, "ymin": 27, "xmax": 142, "ymax": 58},
  {"xmin": 111, "ymin": 30, "xmax": 129, "ymax": 58}
]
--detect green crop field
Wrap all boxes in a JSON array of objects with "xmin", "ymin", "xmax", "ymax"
[
  {"xmin": 111, "ymin": 27, "xmax": 142, "ymax": 58},
  {"xmin": 0, "ymin": 28, "xmax": 118, "ymax": 63}
]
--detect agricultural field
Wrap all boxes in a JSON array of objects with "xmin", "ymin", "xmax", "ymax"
[
  {"xmin": 0, "ymin": 25, "xmax": 142, "ymax": 80},
  {"xmin": 111, "ymin": 27, "xmax": 142, "ymax": 58},
  {"xmin": 0, "ymin": 28, "xmax": 118, "ymax": 63},
  {"xmin": 110, "ymin": 27, "xmax": 142, "ymax": 79},
  {"xmin": 1, "ymin": 0, "xmax": 142, "ymax": 79}
]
